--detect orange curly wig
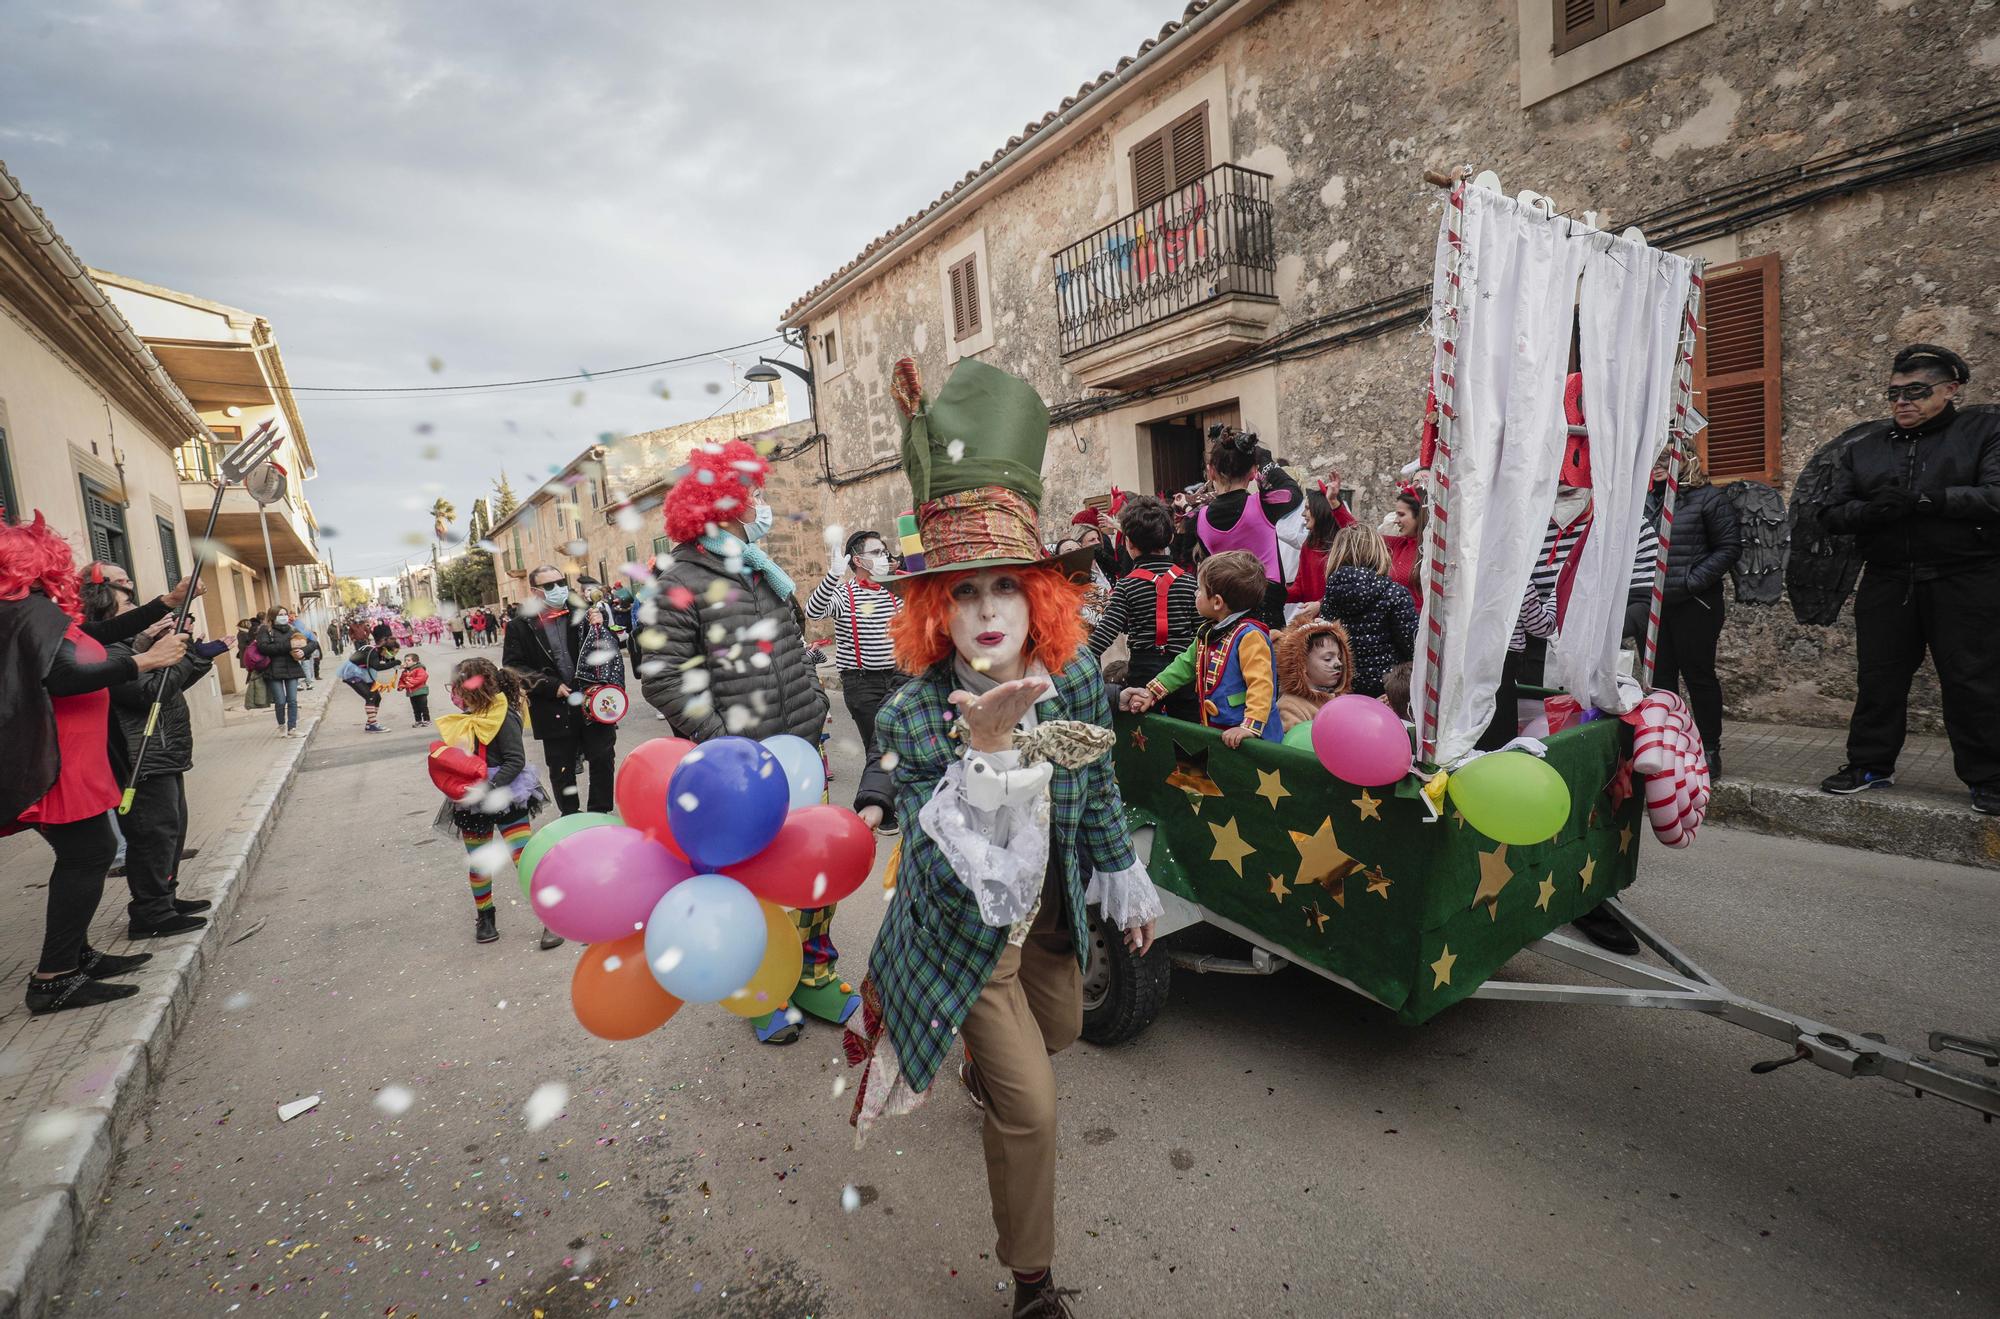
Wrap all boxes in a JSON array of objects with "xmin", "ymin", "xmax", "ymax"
[
  {"xmin": 665, "ymin": 439, "xmax": 769, "ymax": 544},
  {"xmin": 0, "ymin": 512, "xmax": 84, "ymax": 622},
  {"xmin": 890, "ymin": 565, "xmax": 1090, "ymax": 676}
]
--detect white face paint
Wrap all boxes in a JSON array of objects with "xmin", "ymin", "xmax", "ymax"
[{"xmin": 947, "ymin": 570, "xmax": 1030, "ymax": 683}]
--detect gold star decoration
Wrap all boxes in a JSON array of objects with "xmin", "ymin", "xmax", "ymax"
[
  {"xmin": 1304, "ymin": 901, "xmax": 1330, "ymax": 933},
  {"xmin": 1208, "ymin": 816, "xmax": 1257, "ymax": 876},
  {"xmin": 1255, "ymin": 768, "xmax": 1290, "ymax": 811},
  {"xmin": 1472, "ymin": 843, "xmax": 1515, "ymax": 920},
  {"xmin": 1618, "ymin": 823, "xmax": 1635, "ymax": 855},
  {"xmin": 1364, "ymin": 867, "xmax": 1392, "ymax": 900},
  {"xmin": 1130, "ymin": 727, "xmax": 1148, "ymax": 752},
  {"xmin": 1289, "ymin": 817, "xmax": 1362, "ymax": 896},
  {"xmin": 1166, "ymin": 739, "xmax": 1222, "ymax": 800},
  {"xmin": 1351, "ymin": 788, "xmax": 1382, "ymax": 821},
  {"xmin": 1536, "ymin": 873, "xmax": 1556, "ymax": 912},
  {"xmin": 1579, "ymin": 854, "xmax": 1598, "ymax": 890},
  {"xmin": 1430, "ymin": 945, "xmax": 1458, "ymax": 988},
  {"xmin": 1266, "ymin": 872, "xmax": 1291, "ymax": 904}
]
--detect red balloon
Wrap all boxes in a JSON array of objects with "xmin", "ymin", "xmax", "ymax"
[
  {"xmin": 427, "ymin": 741, "xmax": 486, "ymax": 802},
  {"xmin": 571, "ymin": 932, "xmax": 682, "ymax": 1041},
  {"xmin": 726, "ymin": 805, "xmax": 877, "ymax": 908},
  {"xmin": 615, "ymin": 737, "xmax": 695, "ymax": 860}
]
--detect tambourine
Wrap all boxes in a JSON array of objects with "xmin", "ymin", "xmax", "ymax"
[{"xmin": 586, "ymin": 684, "xmax": 628, "ymax": 725}]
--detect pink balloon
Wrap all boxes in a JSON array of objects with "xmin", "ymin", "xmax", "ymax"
[
  {"xmin": 1310, "ymin": 693, "xmax": 1414, "ymax": 787},
  {"xmin": 531, "ymin": 825, "xmax": 691, "ymax": 943}
]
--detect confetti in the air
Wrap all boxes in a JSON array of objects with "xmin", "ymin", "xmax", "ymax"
[
  {"xmin": 23, "ymin": 1110, "xmax": 86, "ymax": 1145},
  {"xmin": 653, "ymin": 379, "xmax": 672, "ymax": 400},
  {"xmin": 523, "ymin": 1082, "xmax": 568, "ymax": 1131},
  {"xmin": 571, "ymin": 390, "xmax": 587, "ymax": 407},
  {"xmin": 653, "ymin": 947, "xmax": 683, "ymax": 976},
  {"xmin": 415, "ymin": 422, "xmax": 434, "ymax": 435},
  {"xmin": 426, "ymin": 355, "xmax": 445, "ymax": 373},
  {"xmin": 373, "ymin": 1085, "xmax": 415, "ymax": 1116},
  {"xmin": 947, "ymin": 439, "xmax": 966, "ymax": 463},
  {"xmin": 841, "ymin": 1185, "xmax": 862, "ymax": 1213},
  {"xmin": 704, "ymin": 381, "xmax": 722, "ymax": 395},
  {"xmin": 468, "ymin": 840, "xmax": 511, "ymax": 876}
]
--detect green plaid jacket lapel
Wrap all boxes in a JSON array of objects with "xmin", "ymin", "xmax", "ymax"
[{"xmin": 866, "ymin": 651, "xmax": 1141, "ymax": 1094}]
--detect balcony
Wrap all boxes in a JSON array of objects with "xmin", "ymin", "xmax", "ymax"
[
  {"xmin": 499, "ymin": 548, "xmax": 530, "ymax": 579},
  {"xmin": 1052, "ymin": 163, "xmax": 1280, "ymax": 390}
]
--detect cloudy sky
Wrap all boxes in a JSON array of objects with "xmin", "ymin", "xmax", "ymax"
[{"xmin": 0, "ymin": 0, "xmax": 1169, "ymax": 578}]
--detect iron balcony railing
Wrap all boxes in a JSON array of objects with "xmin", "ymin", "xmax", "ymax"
[{"xmin": 1052, "ymin": 162, "xmax": 1278, "ymax": 358}]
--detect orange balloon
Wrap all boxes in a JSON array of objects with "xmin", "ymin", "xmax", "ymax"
[
  {"xmin": 719, "ymin": 901, "xmax": 806, "ymax": 1020},
  {"xmin": 570, "ymin": 931, "xmax": 683, "ymax": 1040}
]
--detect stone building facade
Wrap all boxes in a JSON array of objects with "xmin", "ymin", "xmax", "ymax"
[{"xmin": 779, "ymin": 0, "xmax": 1999, "ymax": 729}]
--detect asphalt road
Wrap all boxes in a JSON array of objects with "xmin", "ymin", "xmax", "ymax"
[{"xmin": 50, "ymin": 643, "xmax": 2000, "ymax": 1318}]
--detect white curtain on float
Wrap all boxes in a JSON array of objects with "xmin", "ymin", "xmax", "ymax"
[
  {"xmin": 1550, "ymin": 237, "xmax": 1694, "ymax": 716},
  {"xmin": 1419, "ymin": 186, "xmax": 1588, "ymax": 767}
]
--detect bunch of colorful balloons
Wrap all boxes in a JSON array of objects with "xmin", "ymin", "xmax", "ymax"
[{"xmin": 520, "ymin": 733, "xmax": 877, "ymax": 1040}]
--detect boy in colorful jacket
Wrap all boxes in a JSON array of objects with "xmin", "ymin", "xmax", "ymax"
[{"xmin": 1124, "ymin": 550, "xmax": 1282, "ymax": 747}]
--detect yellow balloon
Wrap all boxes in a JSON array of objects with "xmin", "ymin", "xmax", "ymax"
[{"xmin": 719, "ymin": 901, "xmax": 805, "ymax": 1020}]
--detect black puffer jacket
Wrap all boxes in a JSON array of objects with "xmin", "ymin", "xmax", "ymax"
[
  {"xmin": 1646, "ymin": 482, "xmax": 1742, "ymax": 603},
  {"xmin": 256, "ymin": 622, "xmax": 308, "ymax": 680},
  {"xmin": 1318, "ymin": 565, "xmax": 1417, "ymax": 697},
  {"xmin": 640, "ymin": 544, "xmax": 828, "ymax": 742},
  {"xmin": 1822, "ymin": 404, "xmax": 2000, "ymax": 577},
  {"xmin": 105, "ymin": 640, "xmax": 215, "ymax": 781}
]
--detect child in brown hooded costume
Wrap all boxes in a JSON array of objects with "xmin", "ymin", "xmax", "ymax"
[{"xmin": 1274, "ymin": 616, "xmax": 1354, "ymax": 732}]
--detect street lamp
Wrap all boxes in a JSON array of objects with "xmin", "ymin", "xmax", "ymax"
[{"xmin": 744, "ymin": 357, "xmax": 812, "ymax": 387}]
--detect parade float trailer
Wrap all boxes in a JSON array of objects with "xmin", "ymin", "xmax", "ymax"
[{"xmin": 1087, "ymin": 171, "xmax": 2000, "ymax": 1122}]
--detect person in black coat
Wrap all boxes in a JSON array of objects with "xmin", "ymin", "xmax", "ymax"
[
  {"xmin": 502, "ymin": 567, "xmax": 617, "ymax": 814},
  {"xmin": 82, "ymin": 571, "xmax": 219, "ymax": 938},
  {"xmin": 1316, "ymin": 526, "xmax": 1418, "ymax": 697},
  {"xmin": 1818, "ymin": 344, "xmax": 2000, "ymax": 812},
  {"xmin": 1645, "ymin": 452, "xmax": 1742, "ymax": 776},
  {"xmin": 255, "ymin": 607, "xmax": 309, "ymax": 738}
]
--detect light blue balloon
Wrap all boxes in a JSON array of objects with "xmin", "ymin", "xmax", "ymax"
[
  {"xmin": 761, "ymin": 733, "xmax": 827, "ymax": 810},
  {"xmin": 643, "ymin": 873, "xmax": 766, "ymax": 1005}
]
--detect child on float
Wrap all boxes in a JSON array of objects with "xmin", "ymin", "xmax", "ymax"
[
  {"xmin": 1122, "ymin": 550, "xmax": 1282, "ymax": 747},
  {"xmin": 1085, "ymin": 494, "xmax": 1201, "ymax": 722},
  {"xmin": 844, "ymin": 356, "xmax": 1161, "ymax": 1318},
  {"xmin": 430, "ymin": 656, "xmax": 556, "ymax": 947},
  {"xmin": 1273, "ymin": 615, "xmax": 1354, "ymax": 733}
]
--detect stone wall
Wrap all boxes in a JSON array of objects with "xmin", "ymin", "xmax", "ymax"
[{"xmin": 795, "ymin": 0, "xmax": 1998, "ymax": 730}]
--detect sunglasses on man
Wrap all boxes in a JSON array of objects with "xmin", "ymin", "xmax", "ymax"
[
  {"xmin": 1883, "ymin": 383, "xmax": 1944, "ymax": 403},
  {"xmin": 533, "ymin": 575, "xmax": 569, "ymax": 588}
]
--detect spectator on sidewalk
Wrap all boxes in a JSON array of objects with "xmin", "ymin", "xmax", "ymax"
[
  {"xmin": 291, "ymin": 620, "xmax": 321, "ymax": 690},
  {"xmin": 804, "ymin": 529, "xmax": 905, "ymax": 830},
  {"xmin": 256, "ymin": 606, "xmax": 308, "ymax": 739},
  {"xmin": 504, "ymin": 566, "xmax": 616, "ymax": 816},
  {"xmin": 82, "ymin": 564, "xmax": 218, "ymax": 941},
  {"xmin": 236, "ymin": 616, "xmax": 271, "ymax": 710},
  {"xmin": 1645, "ymin": 450, "xmax": 1742, "ymax": 776},
  {"xmin": 449, "ymin": 612, "xmax": 466, "ymax": 649},
  {"xmin": 1818, "ymin": 344, "xmax": 2000, "ymax": 814},
  {"xmin": 3, "ymin": 515, "xmax": 196, "ymax": 1014}
]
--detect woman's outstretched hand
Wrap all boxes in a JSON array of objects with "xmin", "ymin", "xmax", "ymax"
[
  {"xmin": 1124, "ymin": 921, "xmax": 1156, "ymax": 955},
  {"xmin": 948, "ymin": 677, "xmax": 1051, "ymax": 753}
]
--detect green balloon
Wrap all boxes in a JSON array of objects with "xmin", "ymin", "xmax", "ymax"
[
  {"xmin": 1282, "ymin": 720, "xmax": 1316, "ymax": 750},
  {"xmin": 516, "ymin": 811, "xmax": 622, "ymax": 901},
  {"xmin": 1447, "ymin": 752, "xmax": 1571, "ymax": 845}
]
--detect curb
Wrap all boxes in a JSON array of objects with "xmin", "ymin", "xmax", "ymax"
[
  {"xmin": 1708, "ymin": 779, "xmax": 2000, "ymax": 871},
  {"xmin": 0, "ymin": 684, "xmax": 334, "ymax": 1319}
]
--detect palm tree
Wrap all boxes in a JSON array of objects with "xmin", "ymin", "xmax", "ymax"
[{"xmin": 430, "ymin": 498, "xmax": 456, "ymax": 542}]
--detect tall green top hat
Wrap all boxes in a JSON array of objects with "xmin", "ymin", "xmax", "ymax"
[{"xmin": 888, "ymin": 356, "xmax": 1094, "ymax": 587}]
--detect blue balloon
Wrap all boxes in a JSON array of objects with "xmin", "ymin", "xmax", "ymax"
[
  {"xmin": 762, "ymin": 733, "xmax": 827, "ymax": 810},
  {"xmin": 643, "ymin": 874, "xmax": 765, "ymax": 1004},
  {"xmin": 666, "ymin": 736, "xmax": 789, "ymax": 869}
]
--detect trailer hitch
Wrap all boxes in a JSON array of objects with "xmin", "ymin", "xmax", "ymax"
[
  {"xmin": 1753, "ymin": 1031, "xmax": 1889, "ymax": 1078},
  {"xmin": 1928, "ymin": 1031, "xmax": 2000, "ymax": 1067}
]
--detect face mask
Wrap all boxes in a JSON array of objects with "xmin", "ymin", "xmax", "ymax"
[
  {"xmin": 540, "ymin": 584, "xmax": 569, "ymax": 608},
  {"xmin": 275, "ymin": 613, "xmax": 289, "ymax": 625},
  {"xmin": 861, "ymin": 553, "xmax": 892, "ymax": 578},
  {"xmin": 450, "ymin": 692, "xmax": 467, "ymax": 711},
  {"xmin": 744, "ymin": 499, "xmax": 773, "ymax": 544}
]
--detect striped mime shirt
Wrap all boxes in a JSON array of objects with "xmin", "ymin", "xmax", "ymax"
[
  {"xmin": 804, "ymin": 571, "xmax": 900, "ymax": 671},
  {"xmin": 1530, "ymin": 515, "xmax": 1660, "ymax": 612}
]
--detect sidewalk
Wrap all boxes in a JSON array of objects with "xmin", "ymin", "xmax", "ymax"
[
  {"xmin": 1717, "ymin": 719, "xmax": 2000, "ymax": 870},
  {"xmin": 0, "ymin": 677, "xmax": 333, "ymax": 1319}
]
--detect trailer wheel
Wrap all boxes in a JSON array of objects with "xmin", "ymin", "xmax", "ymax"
[{"xmin": 1080, "ymin": 907, "xmax": 1171, "ymax": 1045}]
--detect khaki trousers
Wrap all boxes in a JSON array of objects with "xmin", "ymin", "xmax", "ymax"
[{"xmin": 959, "ymin": 890, "xmax": 1083, "ymax": 1273}]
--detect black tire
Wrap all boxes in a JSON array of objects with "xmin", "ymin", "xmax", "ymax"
[{"xmin": 1080, "ymin": 906, "xmax": 1171, "ymax": 1045}]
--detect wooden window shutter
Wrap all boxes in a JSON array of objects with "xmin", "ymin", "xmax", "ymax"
[
  {"xmin": 1609, "ymin": 0, "xmax": 1666, "ymax": 26},
  {"xmin": 1692, "ymin": 254, "xmax": 1782, "ymax": 485},
  {"xmin": 1131, "ymin": 132, "xmax": 1171, "ymax": 210},
  {"xmin": 1553, "ymin": 0, "xmax": 1609, "ymax": 54},
  {"xmin": 1167, "ymin": 105, "xmax": 1209, "ymax": 189},
  {"xmin": 948, "ymin": 254, "xmax": 980, "ymax": 342}
]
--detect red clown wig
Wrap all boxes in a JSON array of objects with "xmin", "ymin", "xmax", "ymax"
[
  {"xmin": 0, "ymin": 512, "xmax": 84, "ymax": 622},
  {"xmin": 890, "ymin": 565, "xmax": 1090, "ymax": 676},
  {"xmin": 665, "ymin": 439, "xmax": 770, "ymax": 544}
]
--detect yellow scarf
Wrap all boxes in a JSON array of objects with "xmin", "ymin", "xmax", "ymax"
[{"xmin": 434, "ymin": 699, "xmax": 511, "ymax": 753}]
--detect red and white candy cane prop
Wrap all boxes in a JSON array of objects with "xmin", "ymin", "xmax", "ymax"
[
  {"xmin": 1639, "ymin": 262, "xmax": 1705, "ymax": 690},
  {"xmin": 1416, "ymin": 174, "xmax": 1471, "ymax": 766},
  {"xmin": 1628, "ymin": 689, "xmax": 1711, "ymax": 847}
]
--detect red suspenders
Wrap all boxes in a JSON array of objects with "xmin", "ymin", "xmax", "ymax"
[{"xmin": 1126, "ymin": 566, "xmax": 1185, "ymax": 649}]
